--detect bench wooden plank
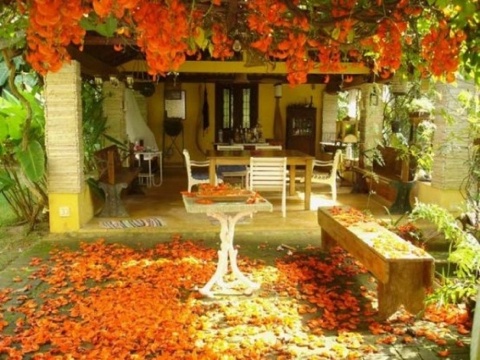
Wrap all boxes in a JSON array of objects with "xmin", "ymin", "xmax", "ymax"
[
  {"xmin": 318, "ymin": 206, "xmax": 434, "ymax": 320},
  {"xmin": 319, "ymin": 214, "xmax": 390, "ymax": 284}
]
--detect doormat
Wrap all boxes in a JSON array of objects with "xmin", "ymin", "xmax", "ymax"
[{"xmin": 100, "ymin": 217, "xmax": 165, "ymax": 229}]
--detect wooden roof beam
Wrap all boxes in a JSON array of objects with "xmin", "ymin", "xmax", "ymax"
[{"xmin": 67, "ymin": 45, "xmax": 119, "ymax": 78}]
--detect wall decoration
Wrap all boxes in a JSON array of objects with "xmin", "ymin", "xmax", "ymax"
[{"xmin": 165, "ymin": 90, "xmax": 186, "ymax": 120}]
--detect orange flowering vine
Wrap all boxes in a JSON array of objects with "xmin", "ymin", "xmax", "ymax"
[
  {"xmin": 361, "ymin": 18, "xmax": 406, "ymax": 77},
  {"xmin": 23, "ymin": 0, "xmax": 86, "ymax": 75},
  {"xmin": 210, "ymin": 23, "xmax": 234, "ymax": 60},
  {"xmin": 420, "ymin": 21, "xmax": 466, "ymax": 83},
  {"xmin": 17, "ymin": 0, "xmax": 473, "ymax": 85},
  {"xmin": 132, "ymin": 0, "xmax": 193, "ymax": 76}
]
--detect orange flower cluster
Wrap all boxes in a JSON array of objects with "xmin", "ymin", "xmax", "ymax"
[
  {"xmin": 18, "ymin": 0, "xmax": 470, "ymax": 86},
  {"xmin": 246, "ymin": 0, "xmax": 317, "ymax": 85},
  {"xmin": 310, "ymin": 40, "xmax": 344, "ymax": 73},
  {"xmin": 361, "ymin": 19, "xmax": 406, "ymax": 78},
  {"xmin": 280, "ymin": 33, "xmax": 314, "ymax": 85},
  {"xmin": 331, "ymin": 0, "xmax": 357, "ymax": 19},
  {"xmin": 92, "ymin": 0, "xmax": 140, "ymax": 18},
  {"xmin": 24, "ymin": 0, "xmax": 85, "ymax": 75},
  {"xmin": 247, "ymin": 0, "xmax": 288, "ymax": 53},
  {"xmin": 133, "ymin": 0, "xmax": 192, "ymax": 76},
  {"xmin": 210, "ymin": 23, "xmax": 234, "ymax": 60},
  {"xmin": 420, "ymin": 21, "xmax": 465, "ymax": 82}
]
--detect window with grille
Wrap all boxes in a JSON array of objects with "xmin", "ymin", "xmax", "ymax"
[{"xmin": 215, "ymin": 84, "xmax": 258, "ymax": 143}]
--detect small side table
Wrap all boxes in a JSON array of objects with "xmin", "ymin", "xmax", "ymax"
[
  {"xmin": 183, "ymin": 195, "xmax": 273, "ymax": 297},
  {"xmin": 135, "ymin": 151, "xmax": 163, "ymax": 187}
]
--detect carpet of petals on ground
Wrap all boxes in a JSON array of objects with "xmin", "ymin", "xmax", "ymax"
[{"xmin": 0, "ymin": 235, "xmax": 471, "ymax": 359}]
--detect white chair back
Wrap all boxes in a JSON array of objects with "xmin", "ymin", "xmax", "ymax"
[
  {"xmin": 217, "ymin": 145, "xmax": 244, "ymax": 151},
  {"xmin": 254, "ymin": 144, "xmax": 282, "ymax": 150},
  {"xmin": 310, "ymin": 149, "xmax": 342, "ymax": 201},
  {"xmin": 183, "ymin": 149, "xmax": 221, "ymax": 192},
  {"xmin": 248, "ymin": 157, "xmax": 287, "ymax": 217}
]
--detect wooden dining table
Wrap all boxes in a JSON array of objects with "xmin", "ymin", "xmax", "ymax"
[{"xmin": 206, "ymin": 149, "xmax": 314, "ymax": 210}]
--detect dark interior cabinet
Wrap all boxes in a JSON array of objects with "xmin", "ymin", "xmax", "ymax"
[{"xmin": 286, "ymin": 106, "xmax": 317, "ymax": 156}]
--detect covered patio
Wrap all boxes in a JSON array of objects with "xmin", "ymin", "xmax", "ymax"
[
  {"xmin": 80, "ymin": 166, "xmax": 388, "ymax": 234},
  {"xmin": 0, "ymin": 1, "xmax": 478, "ymax": 358}
]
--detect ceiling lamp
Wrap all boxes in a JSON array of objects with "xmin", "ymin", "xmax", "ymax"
[
  {"xmin": 94, "ymin": 75, "xmax": 103, "ymax": 89},
  {"xmin": 274, "ymin": 83, "xmax": 282, "ymax": 98},
  {"xmin": 126, "ymin": 75, "xmax": 134, "ymax": 89},
  {"xmin": 109, "ymin": 75, "xmax": 119, "ymax": 87},
  {"xmin": 232, "ymin": 39, "xmax": 242, "ymax": 52},
  {"xmin": 121, "ymin": 55, "xmax": 156, "ymax": 96}
]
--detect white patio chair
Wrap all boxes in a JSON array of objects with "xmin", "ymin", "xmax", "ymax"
[
  {"xmin": 217, "ymin": 145, "xmax": 244, "ymax": 151},
  {"xmin": 248, "ymin": 157, "xmax": 288, "ymax": 217},
  {"xmin": 254, "ymin": 144, "xmax": 283, "ymax": 150},
  {"xmin": 183, "ymin": 149, "xmax": 222, "ymax": 192},
  {"xmin": 298, "ymin": 149, "xmax": 342, "ymax": 201},
  {"xmin": 216, "ymin": 145, "xmax": 248, "ymax": 186}
]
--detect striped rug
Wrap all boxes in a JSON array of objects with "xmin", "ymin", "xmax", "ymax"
[{"xmin": 100, "ymin": 218, "xmax": 165, "ymax": 229}]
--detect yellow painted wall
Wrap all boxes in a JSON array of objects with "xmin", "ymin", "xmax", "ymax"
[
  {"xmin": 145, "ymin": 82, "xmax": 325, "ymax": 165},
  {"xmin": 416, "ymin": 182, "xmax": 464, "ymax": 215}
]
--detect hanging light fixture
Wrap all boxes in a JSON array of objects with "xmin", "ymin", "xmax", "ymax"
[
  {"xmin": 94, "ymin": 75, "xmax": 103, "ymax": 89},
  {"xmin": 109, "ymin": 75, "xmax": 119, "ymax": 87},
  {"xmin": 120, "ymin": 54, "xmax": 157, "ymax": 96},
  {"xmin": 232, "ymin": 39, "xmax": 242, "ymax": 52},
  {"xmin": 126, "ymin": 75, "xmax": 134, "ymax": 89},
  {"xmin": 274, "ymin": 83, "xmax": 282, "ymax": 98}
]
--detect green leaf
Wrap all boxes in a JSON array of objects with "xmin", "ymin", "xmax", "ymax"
[
  {"xmin": 1, "ymin": 88, "xmax": 20, "ymax": 104},
  {"xmin": 0, "ymin": 62, "xmax": 8, "ymax": 87},
  {"xmin": 347, "ymin": 29, "xmax": 355, "ymax": 44},
  {"xmin": 17, "ymin": 140, "xmax": 45, "ymax": 182},
  {"xmin": 95, "ymin": 16, "xmax": 118, "ymax": 38},
  {"xmin": 194, "ymin": 27, "xmax": 209, "ymax": 50},
  {"xmin": 79, "ymin": 14, "xmax": 118, "ymax": 37},
  {"xmin": 0, "ymin": 114, "xmax": 8, "ymax": 142},
  {"xmin": 0, "ymin": 171, "xmax": 15, "ymax": 191},
  {"xmin": 4, "ymin": 114, "xmax": 24, "ymax": 140},
  {"xmin": 79, "ymin": 17, "xmax": 97, "ymax": 31},
  {"xmin": 331, "ymin": 27, "xmax": 340, "ymax": 41}
]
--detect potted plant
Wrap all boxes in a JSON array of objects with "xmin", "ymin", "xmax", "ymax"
[{"xmin": 406, "ymin": 96, "xmax": 435, "ymax": 125}]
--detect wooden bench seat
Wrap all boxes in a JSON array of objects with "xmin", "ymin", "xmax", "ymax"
[
  {"xmin": 352, "ymin": 146, "xmax": 415, "ymax": 213},
  {"xmin": 94, "ymin": 145, "xmax": 141, "ymax": 217},
  {"xmin": 318, "ymin": 206, "xmax": 434, "ymax": 320}
]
